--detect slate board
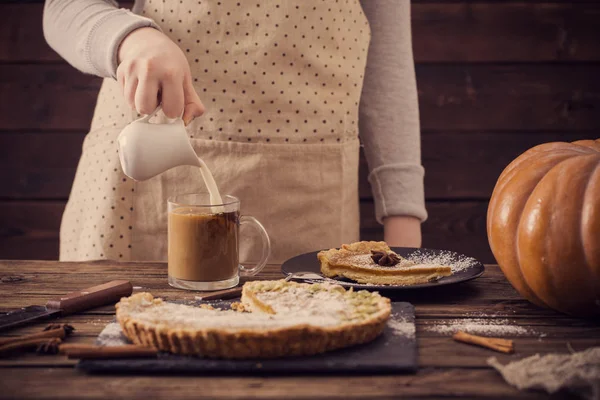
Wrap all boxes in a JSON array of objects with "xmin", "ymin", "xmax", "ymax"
[{"xmin": 77, "ymin": 301, "xmax": 416, "ymax": 375}]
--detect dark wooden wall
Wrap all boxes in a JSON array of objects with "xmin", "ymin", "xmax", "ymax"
[{"xmin": 1, "ymin": 1, "xmax": 599, "ymax": 263}]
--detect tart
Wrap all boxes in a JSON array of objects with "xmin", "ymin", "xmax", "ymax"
[
  {"xmin": 318, "ymin": 241, "xmax": 453, "ymax": 285},
  {"xmin": 116, "ymin": 279, "xmax": 391, "ymax": 359}
]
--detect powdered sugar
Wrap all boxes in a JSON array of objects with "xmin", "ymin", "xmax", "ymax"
[
  {"xmin": 255, "ymin": 285, "xmax": 347, "ymax": 316},
  {"xmin": 345, "ymin": 254, "xmax": 385, "ymax": 269},
  {"xmin": 403, "ymin": 249, "xmax": 478, "ymax": 273},
  {"xmin": 127, "ymin": 300, "xmax": 346, "ymax": 329},
  {"xmin": 96, "ymin": 322, "xmax": 130, "ymax": 346},
  {"xmin": 424, "ymin": 318, "xmax": 533, "ymax": 336},
  {"xmin": 387, "ymin": 315, "xmax": 415, "ymax": 338},
  {"xmin": 338, "ymin": 250, "xmax": 478, "ymax": 274}
]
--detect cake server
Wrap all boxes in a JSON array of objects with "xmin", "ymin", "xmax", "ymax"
[
  {"xmin": 285, "ymin": 271, "xmax": 373, "ymax": 287},
  {"xmin": 0, "ymin": 280, "xmax": 133, "ymax": 332}
]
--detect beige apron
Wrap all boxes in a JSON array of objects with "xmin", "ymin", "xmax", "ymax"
[{"xmin": 60, "ymin": 0, "xmax": 371, "ymax": 263}]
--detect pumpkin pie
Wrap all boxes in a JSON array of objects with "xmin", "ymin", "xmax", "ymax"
[
  {"xmin": 318, "ymin": 241, "xmax": 453, "ymax": 285},
  {"xmin": 116, "ymin": 279, "xmax": 391, "ymax": 359}
]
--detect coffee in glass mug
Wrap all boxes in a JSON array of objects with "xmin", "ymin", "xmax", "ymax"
[{"xmin": 168, "ymin": 194, "xmax": 270, "ymax": 291}]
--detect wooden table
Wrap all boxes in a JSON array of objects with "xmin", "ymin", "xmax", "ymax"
[{"xmin": 0, "ymin": 261, "xmax": 598, "ymax": 399}]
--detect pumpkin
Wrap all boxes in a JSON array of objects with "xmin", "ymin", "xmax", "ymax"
[{"xmin": 487, "ymin": 139, "xmax": 600, "ymax": 317}]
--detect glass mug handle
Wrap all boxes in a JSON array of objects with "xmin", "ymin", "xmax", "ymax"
[{"xmin": 238, "ymin": 216, "xmax": 271, "ymax": 276}]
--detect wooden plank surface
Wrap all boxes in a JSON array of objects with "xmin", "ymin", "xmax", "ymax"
[
  {"xmin": 2, "ymin": 64, "xmax": 600, "ymax": 132},
  {"xmin": 0, "ymin": 368, "xmax": 558, "ymax": 400},
  {"xmin": 0, "ymin": 199, "xmax": 495, "ymax": 262},
  {"xmin": 1, "ymin": 334, "xmax": 597, "ymax": 370},
  {"xmin": 2, "ymin": 3, "xmax": 600, "ymax": 63},
  {"xmin": 0, "ymin": 263, "xmax": 588, "ymax": 319},
  {"xmin": 0, "ymin": 65, "xmax": 100, "ymax": 131},
  {"xmin": 0, "ymin": 133, "xmax": 84, "ymax": 199},
  {"xmin": 0, "ymin": 261, "xmax": 597, "ymax": 399},
  {"xmin": 416, "ymin": 64, "xmax": 600, "ymax": 132},
  {"xmin": 1, "ymin": 131, "xmax": 594, "ymax": 200},
  {"xmin": 412, "ymin": 2, "xmax": 600, "ymax": 62}
]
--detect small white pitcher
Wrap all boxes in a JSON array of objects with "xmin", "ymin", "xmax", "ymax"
[{"xmin": 117, "ymin": 106, "xmax": 200, "ymax": 182}]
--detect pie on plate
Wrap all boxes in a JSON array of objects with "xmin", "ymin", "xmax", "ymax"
[
  {"xmin": 116, "ymin": 279, "xmax": 391, "ymax": 359},
  {"xmin": 318, "ymin": 241, "xmax": 453, "ymax": 285}
]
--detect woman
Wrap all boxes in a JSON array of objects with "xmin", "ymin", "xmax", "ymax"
[{"xmin": 44, "ymin": 0, "xmax": 426, "ymax": 263}]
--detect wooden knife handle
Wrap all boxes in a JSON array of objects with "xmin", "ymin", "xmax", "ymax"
[
  {"xmin": 197, "ymin": 286, "xmax": 243, "ymax": 301},
  {"xmin": 45, "ymin": 280, "xmax": 133, "ymax": 315}
]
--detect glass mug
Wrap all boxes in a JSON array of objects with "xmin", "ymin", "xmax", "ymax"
[{"xmin": 168, "ymin": 194, "xmax": 271, "ymax": 291}]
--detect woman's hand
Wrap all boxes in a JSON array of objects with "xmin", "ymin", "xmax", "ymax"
[
  {"xmin": 383, "ymin": 215, "xmax": 422, "ymax": 248},
  {"xmin": 117, "ymin": 27, "xmax": 204, "ymax": 124}
]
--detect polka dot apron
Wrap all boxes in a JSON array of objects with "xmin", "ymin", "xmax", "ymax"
[{"xmin": 60, "ymin": 0, "xmax": 371, "ymax": 263}]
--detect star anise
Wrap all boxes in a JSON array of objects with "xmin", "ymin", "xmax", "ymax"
[
  {"xmin": 371, "ymin": 250, "xmax": 401, "ymax": 267},
  {"xmin": 36, "ymin": 338, "xmax": 62, "ymax": 355}
]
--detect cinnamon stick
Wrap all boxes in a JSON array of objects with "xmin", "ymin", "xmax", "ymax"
[
  {"xmin": 0, "ymin": 324, "xmax": 74, "ymax": 346},
  {"xmin": 453, "ymin": 331, "xmax": 514, "ymax": 354},
  {"xmin": 60, "ymin": 344, "xmax": 158, "ymax": 359},
  {"xmin": 0, "ymin": 338, "xmax": 63, "ymax": 357}
]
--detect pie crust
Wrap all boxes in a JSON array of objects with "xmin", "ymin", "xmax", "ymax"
[
  {"xmin": 116, "ymin": 280, "xmax": 391, "ymax": 359},
  {"xmin": 318, "ymin": 241, "xmax": 453, "ymax": 285}
]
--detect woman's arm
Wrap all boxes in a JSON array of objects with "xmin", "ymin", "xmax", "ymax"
[
  {"xmin": 43, "ymin": 0, "xmax": 159, "ymax": 78},
  {"xmin": 359, "ymin": 0, "xmax": 426, "ymax": 247},
  {"xmin": 43, "ymin": 1, "xmax": 204, "ymax": 121}
]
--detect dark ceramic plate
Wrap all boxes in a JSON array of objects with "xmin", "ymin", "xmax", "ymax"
[{"xmin": 281, "ymin": 247, "xmax": 485, "ymax": 290}]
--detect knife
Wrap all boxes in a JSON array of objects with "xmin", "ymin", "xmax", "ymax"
[{"xmin": 0, "ymin": 280, "xmax": 133, "ymax": 332}]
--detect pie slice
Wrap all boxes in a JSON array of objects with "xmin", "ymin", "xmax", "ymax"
[
  {"xmin": 318, "ymin": 241, "xmax": 453, "ymax": 285},
  {"xmin": 116, "ymin": 279, "xmax": 391, "ymax": 359}
]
